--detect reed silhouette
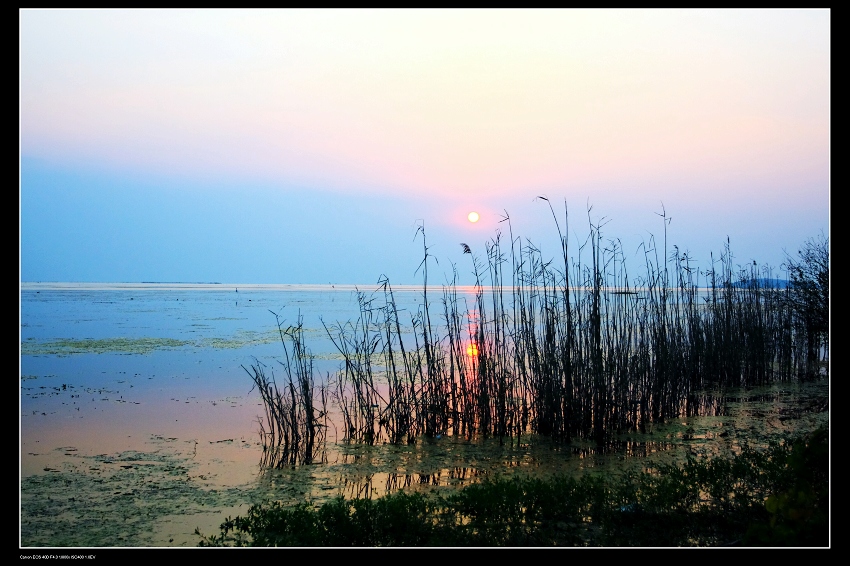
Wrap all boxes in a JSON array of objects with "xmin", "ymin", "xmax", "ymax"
[
  {"xmin": 252, "ymin": 203, "xmax": 827, "ymax": 459},
  {"xmin": 245, "ymin": 311, "xmax": 328, "ymax": 467}
]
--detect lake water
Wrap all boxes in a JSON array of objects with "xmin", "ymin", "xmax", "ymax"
[
  {"xmin": 19, "ymin": 283, "xmax": 829, "ymax": 547},
  {"xmin": 20, "ymin": 283, "xmax": 475, "ymax": 545},
  {"xmin": 20, "ymin": 282, "xmax": 438, "ymax": 461}
]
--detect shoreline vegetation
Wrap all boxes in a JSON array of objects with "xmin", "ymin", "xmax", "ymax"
[
  {"xmin": 198, "ymin": 426, "xmax": 827, "ymax": 547},
  {"xmin": 227, "ymin": 204, "xmax": 828, "ymax": 546}
]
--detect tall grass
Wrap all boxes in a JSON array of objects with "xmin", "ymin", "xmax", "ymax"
[
  {"xmin": 245, "ymin": 311, "xmax": 328, "ymax": 466},
  {"xmin": 253, "ymin": 204, "xmax": 827, "ymax": 456}
]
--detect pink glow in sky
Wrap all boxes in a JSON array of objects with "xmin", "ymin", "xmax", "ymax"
[{"xmin": 21, "ymin": 9, "xmax": 828, "ymax": 200}]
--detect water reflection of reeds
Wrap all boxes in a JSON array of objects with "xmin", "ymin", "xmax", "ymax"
[
  {"xmin": 336, "ymin": 467, "xmax": 487, "ymax": 500},
  {"xmin": 246, "ymin": 377, "xmax": 826, "ymax": 509}
]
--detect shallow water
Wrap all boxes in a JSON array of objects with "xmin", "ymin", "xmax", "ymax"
[
  {"xmin": 19, "ymin": 284, "xmax": 829, "ymax": 547},
  {"xmin": 22, "ymin": 287, "xmax": 384, "ymax": 446},
  {"xmin": 20, "ymin": 283, "xmax": 457, "ymax": 545}
]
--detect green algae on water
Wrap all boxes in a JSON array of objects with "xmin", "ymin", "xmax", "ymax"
[
  {"xmin": 20, "ymin": 445, "xmax": 251, "ymax": 547},
  {"xmin": 21, "ymin": 337, "xmax": 191, "ymax": 356}
]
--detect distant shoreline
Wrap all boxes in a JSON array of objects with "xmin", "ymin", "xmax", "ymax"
[
  {"xmin": 19, "ymin": 282, "xmax": 447, "ymax": 292},
  {"xmin": 20, "ymin": 280, "xmax": 789, "ymax": 293}
]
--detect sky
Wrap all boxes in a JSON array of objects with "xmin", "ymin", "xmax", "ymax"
[{"xmin": 20, "ymin": 9, "xmax": 830, "ymax": 286}]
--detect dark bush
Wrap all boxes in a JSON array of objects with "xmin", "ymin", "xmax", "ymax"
[
  {"xmin": 198, "ymin": 427, "xmax": 829, "ymax": 547},
  {"xmin": 784, "ymin": 235, "xmax": 829, "ymax": 376}
]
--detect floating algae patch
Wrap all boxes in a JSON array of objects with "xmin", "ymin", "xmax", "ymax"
[
  {"xmin": 21, "ymin": 337, "xmax": 191, "ymax": 356},
  {"xmin": 20, "ymin": 445, "xmax": 255, "ymax": 547},
  {"xmin": 21, "ymin": 330, "xmax": 292, "ymax": 355},
  {"xmin": 198, "ymin": 328, "xmax": 345, "ymax": 359},
  {"xmin": 198, "ymin": 330, "xmax": 280, "ymax": 350}
]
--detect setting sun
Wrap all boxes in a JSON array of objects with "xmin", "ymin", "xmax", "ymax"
[{"xmin": 468, "ymin": 212, "xmax": 480, "ymax": 223}]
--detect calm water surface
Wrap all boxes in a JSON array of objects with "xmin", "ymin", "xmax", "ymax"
[
  {"xmin": 19, "ymin": 283, "xmax": 828, "ymax": 547},
  {"xmin": 21, "ymin": 283, "xmax": 436, "ymax": 460}
]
